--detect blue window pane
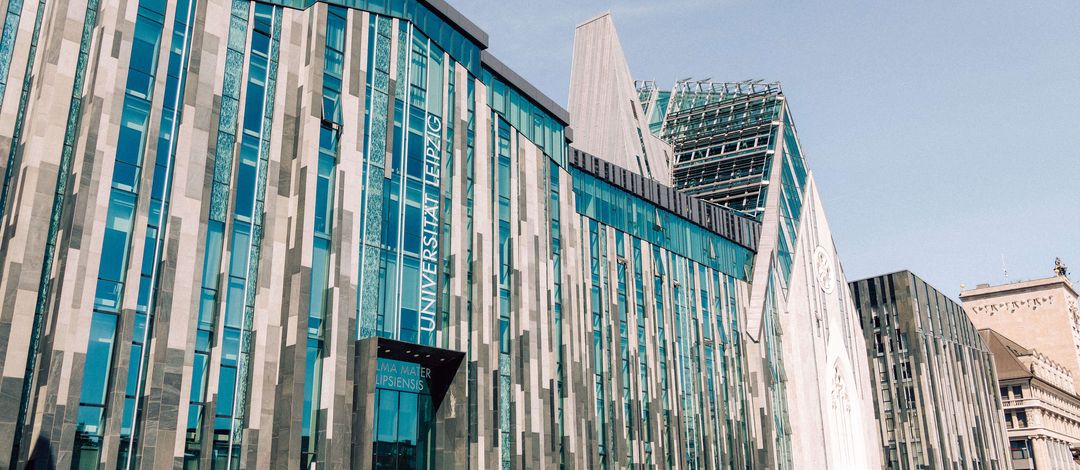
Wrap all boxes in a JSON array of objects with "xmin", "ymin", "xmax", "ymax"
[
  {"xmin": 325, "ymin": 14, "xmax": 345, "ymax": 51},
  {"xmin": 229, "ymin": 222, "xmax": 251, "ymax": 278},
  {"xmin": 302, "ymin": 341, "xmax": 322, "ymax": 437},
  {"xmin": 381, "ymin": 180, "xmax": 400, "ymax": 248},
  {"xmin": 202, "ymin": 221, "xmax": 225, "ymax": 286},
  {"xmin": 76, "ymin": 405, "xmax": 105, "ymax": 435},
  {"xmin": 398, "ymin": 392, "xmax": 418, "ymax": 444},
  {"xmin": 128, "ymin": 23, "xmax": 159, "ymax": 96},
  {"xmin": 399, "ymin": 309, "xmax": 417, "ymax": 344},
  {"xmin": 235, "ymin": 142, "xmax": 258, "ymax": 219},
  {"xmin": 252, "ymin": 3, "xmax": 273, "ymax": 33},
  {"xmin": 309, "ymin": 238, "xmax": 330, "ymax": 322},
  {"xmin": 242, "ymin": 82, "xmax": 265, "ymax": 133},
  {"xmin": 126, "ymin": 69, "xmax": 153, "ymax": 100},
  {"xmin": 140, "ymin": 0, "xmax": 167, "ymax": 19},
  {"xmin": 391, "ymin": 125, "xmax": 403, "ymax": 173},
  {"xmin": 324, "ymin": 49, "xmax": 343, "ymax": 80},
  {"xmin": 150, "ymin": 157, "xmax": 169, "ymax": 199},
  {"xmin": 225, "ymin": 277, "xmax": 244, "ymax": 329},
  {"xmin": 406, "ymin": 129, "xmax": 424, "ymax": 179},
  {"xmin": 498, "ymin": 197, "xmax": 509, "ymax": 222},
  {"xmin": 221, "ymin": 328, "xmax": 240, "ymax": 366},
  {"xmin": 187, "ymin": 403, "xmax": 203, "ymax": 432},
  {"xmin": 215, "ymin": 366, "xmax": 236, "ymax": 418},
  {"xmin": 162, "ymin": 69, "xmax": 180, "ymax": 110},
  {"xmin": 401, "ymin": 256, "xmax": 419, "ymax": 309},
  {"xmin": 99, "ymin": 190, "xmax": 137, "ymax": 283},
  {"xmin": 499, "ymin": 318, "xmax": 509, "ymax": 354},
  {"xmin": 81, "ymin": 313, "xmax": 118, "ymax": 406},
  {"xmin": 111, "ymin": 160, "xmax": 139, "ymax": 191},
  {"xmin": 379, "ymin": 253, "xmax": 399, "ymax": 337},
  {"xmin": 94, "ymin": 279, "xmax": 123, "ymax": 312},
  {"xmin": 498, "ymin": 228, "xmax": 510, "ymax": 283},
  {"xmin": 403, "ymin": 204, "xmax": 421, "ymax": 255},
  {"xmin": 133, "ymin": 311, "xmax": 146, "ymax": 342},
  {"xmin": 322, "ymin": 88, "xmax": 341, "ymax": 124},
  {"xmin": 125, "ymin": 344, "xmax": 142, "ymax": 396},
  {"xmin": 376, "ymin": 390, "xmax": 398, "ymax": 442},
  {"xmin": 314, "ymin": 154, "xmax": 334, "ymax": 235},
  {"xmin": 319, "ymin": 125, "xmax": 338, "ymax": 153},
  {"xmin": 250, "ymin": 30, "xmax": 270, "ymax": 57},
  {"xmin": 117, "ymin": 100, "xmax": 151, "ymax": 164},
  {"xmin": 196, "ymin": 330, "xmax": 211, "ymax": 352},
  {"xmin": 140, "ymin": 232, "xmax": 157, "ymax": 275},
  {"xmin": 121, "ymin": 397, "xmax": 136, "ymax": 435},
  {"xmin": 190, "ymin": 352, "xmax": 207, "ymax": 402},
  {"xmin": 239, "ymin": 136, "xmax": 259, "ymax": 166},
  {"xmin": 198, "ymin": 288, "xmax": 216, "ymax": 327}
]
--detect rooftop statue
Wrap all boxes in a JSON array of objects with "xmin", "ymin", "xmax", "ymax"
[{"xmin": 1054, "ymin": 257, "xmax": 1069, "ymax": 277}]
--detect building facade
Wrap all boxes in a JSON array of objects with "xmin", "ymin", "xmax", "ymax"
[
  {"xmin": 961, "ymin": 271, "xmax": 1080, "ymax": 395},
  {"xmin": 0, "ymin": 1, "xmax": 866, "ymax": 469},
  {"xmin": 570, "ymin": 13, "xmax": 881, "ymax": 470},
  {"xmin": 980, "ymin": 328, "xmax": 1080, "ymax": 470},
  {"xmin": 850, "ymin": 271, "xmax": 1012, "ymax": 469}
]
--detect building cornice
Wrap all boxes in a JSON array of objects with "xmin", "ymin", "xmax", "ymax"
[{"xmin": 961, "ymin": 275, "xmax": 1078, "ymax": 300}]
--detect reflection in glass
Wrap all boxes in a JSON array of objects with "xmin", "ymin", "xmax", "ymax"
[{"xmin": 373, "ymin": 377, "xmax": 434, "ymax": 469}]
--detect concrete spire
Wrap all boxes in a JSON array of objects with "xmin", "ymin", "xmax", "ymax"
[{"xmin": 569, "ymin": 13, "xmax": 672, "ymax": 185}]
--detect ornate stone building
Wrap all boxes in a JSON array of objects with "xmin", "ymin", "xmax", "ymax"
[
  {"xmin": 963, "ymin": 266, "xmax": 1080, "ymax": 469},
  {"xmin": 962, "ymin": 271, "xmax": 1080, "ymax": 394},
  {"xmin": 980, "ymin": 329, "xmax": 1080, "ymax": 469}
]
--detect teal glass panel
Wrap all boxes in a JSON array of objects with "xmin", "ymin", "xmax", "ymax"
[
  {"xmin": 79, "ymin": 313, "xmax": 118, "ymax": 406},
  {"xmin": 302, "ymin": 338, "xmax": 322, "ymax": 437},
  {"xmin": 481, "ymin": 70, "xmax": 566, "ymax": 165},
  {"xmin": 310, "ymin": 237, "xmax": 330, "ymax": 325},
  {"xmin": 202, "ymin": 220, "xmax": 225, "ymax": 286},
  {"xmin": 258, "ymin": 0, "xmax": 480, "ymax": 75},
  {"xmin": 98, "ymin": 190, "xmax": 136, "ymax": 283},
  {"xmin": 570, "ymin": 168, "xmax": 753, "ymax": 280}
]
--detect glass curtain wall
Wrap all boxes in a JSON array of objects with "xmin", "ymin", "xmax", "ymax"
[
  {"xmin": 372, "ymin": 359, "xmax": 434, "ymax": 470},
  {"xmin": 570, "ymin": 168, "xmax": 754, "ymax": 469},
  {"xmin": 73, "ymin": 1, "xmax": 169, "ymax": 466},
  {"xmin": 357, "ymin": 15, "xmax": 445, "ymax": 347},
  {"xmin": 181, "ymin": 3, "xmax": 282, "ymax": 469},
  {"xmin": 301, "ymin": 5, "xmax": 348, "ymax": 467},
  {"xmin": 118, "ymin": 0, "xmax": 199, "ymax": 465}
]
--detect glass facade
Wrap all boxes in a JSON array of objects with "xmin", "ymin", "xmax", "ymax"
[
  {"xmin": 373, "ymin": 358, "xmax": 434, "ymax": 469},
  {"xmin": 74, "ymin": 0, "xmax": 171, "ymax": 465},
  {"xmin": 494, "ymin": 116, "xmax": 512, "ymax": 470},
  {"xmin": 184, "ymin": 1, "xmax": 282, "ymax": 467},
  {"xmin": 0, "ymin": 2, "xmax": 835, "ymax": 469},
  {"xmin": 301, "ymin": 6, "xmax": 347, "ymax": 466},
  {"xmin": 119, "ymin": 0, "xmax": 199, "ymax": 465},
  {"xmin": 572, "ymin": 167, "xmax": 755, "ymax": 469},
  {"xmin": 641, "ymin": 81, "xmax": 785, "ymax": 219},
  {"xmin": 356, "ymin": 10, "xmax": 448, "ymax": 347}
]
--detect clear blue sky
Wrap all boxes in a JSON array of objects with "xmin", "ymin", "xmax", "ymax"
[{"xmin": 451, "ymin": 0, "xmax": 1080, "ymax": 297}]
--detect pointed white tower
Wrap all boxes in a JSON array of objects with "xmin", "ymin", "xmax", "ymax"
[{"xmin": 569, "ymin": 13, "xmax": 673, "ymax": 184}]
